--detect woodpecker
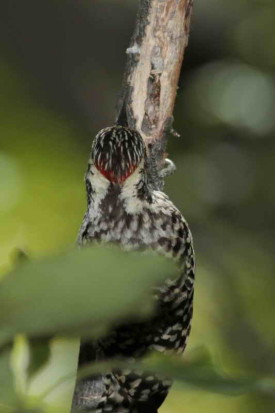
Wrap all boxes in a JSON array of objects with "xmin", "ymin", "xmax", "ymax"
[{"xmin": 75, "ymin": 125, "xmax": 195, "ymax": 413}]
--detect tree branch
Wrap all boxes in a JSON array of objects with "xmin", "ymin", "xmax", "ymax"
[
  {"xmin": 117, "ymin": 0, "xmax": 193, "ymax": 189},
  {"xmin": 71, "ymin": 0, "xmax": 193, "ymax": 411}
]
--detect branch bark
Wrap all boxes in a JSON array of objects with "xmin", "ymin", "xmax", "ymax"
[
  {"xmin": 117, "ymin": 0, "xmax": 193, "ymax": 189},
  {"xmin": 71, "ymin": 0, "xmax": 193, "ymax": 411}
]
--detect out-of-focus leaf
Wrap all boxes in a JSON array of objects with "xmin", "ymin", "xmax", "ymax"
[
  {"xmin": 142, "ymin": 353, "xmax": 275, "ymax": 396},
  {"xmin": 27, "ymin": 337, "xmax": 52, "ymax": 379},
  {"xmin": 13, "ymin": 407, "xmax": 43, "ymax": 413},
  {"xmin": 0, "ymin": 246, "xmax": 176, "ymax": 346},
  {"xmin": 12, "ymin": 249, "xmax": 30, "ymax": 266},
  {"xmin": 0, "ymin": 344, "xmax": 17, "ymax": 408},
  {"xmin": 74, "ymin": 351, "xmax": 275, "ymax": 397}
]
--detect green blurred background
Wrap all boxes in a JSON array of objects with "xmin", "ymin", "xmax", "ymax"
[{"xmin": 1, "ymin": 0, "xmax": 275, "ymax": 412}]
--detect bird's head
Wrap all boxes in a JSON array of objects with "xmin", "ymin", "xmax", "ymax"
[{"xmin": 91, "ymin": 125, "xmax": 146, "ymax": 184}]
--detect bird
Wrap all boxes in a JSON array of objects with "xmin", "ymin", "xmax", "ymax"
[{"xmin": 74, "ymin": 124, "xmax": 195, "ymax": 412}]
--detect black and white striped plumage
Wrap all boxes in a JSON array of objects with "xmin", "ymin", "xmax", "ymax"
[{"xmin": 76, "ymin": 125, "xmax": 195, "ymax": 412}]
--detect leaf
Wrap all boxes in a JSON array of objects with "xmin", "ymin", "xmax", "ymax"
[
  {"xmin": 27, "ymin": 337, "xmax": 52, "ymax": 379},
  {"xmin": 0, "ymin": 246, "xmax": 176, "ymax": 346},
  {"xmin": 0, "ymin": 344, "xmax": 17, "ymax": 407},
  {"xmin": 141, "ymin": 352, "xmax": 275, "ymax": 396},
  {"xmin": 13, "ymin": 407, "xmax": 43, "ymax": 413},
  {"xmin": 12, "ymin": 249, "xmax": 30, "ymax": 266},
  {"xmin": 74, "ymin": 351, "xmax": 275, "ymax": 398}
]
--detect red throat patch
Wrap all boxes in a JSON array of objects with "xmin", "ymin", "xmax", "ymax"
[{"xmin": 96, "ymin": 163, "xmax": 138, "ymax": 184}]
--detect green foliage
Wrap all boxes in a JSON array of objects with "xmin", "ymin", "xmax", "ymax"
[
  {"xmin": 1, "ymin": 0, "xmax": 275, "ymax": 412},
  {"xmin": 0, "ymin": 246, "xmax": 176, "ymax": 347},
  {"xmin": 0, "ymin": 246, "xmax": 176, "ymax": 411},
  {"xmin": 0, "ymin": 345, "xmax": 16, "ymax": 408},
  {"xmin": 75, "ymin": 351, "xmax": 275, "ymax": 398},
  {"xmin": 141, "ymin": 353, "xmax": 275, "ymax": 396},
  {"xmin": 27, "ymin": 338, "xmax": 51, "ymax": 380},
  {"xmin": 2, "ymin": 246, "xmax": 274, "ymax": 412}
]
